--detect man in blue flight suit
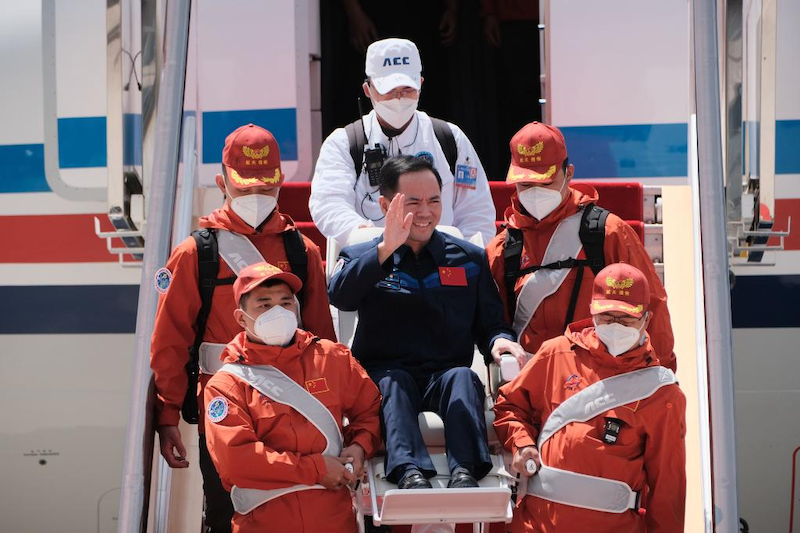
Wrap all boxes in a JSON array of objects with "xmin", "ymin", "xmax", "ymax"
[{"xmin": 329, "ymin": 155, "xmax": 526, "ymax": 490}]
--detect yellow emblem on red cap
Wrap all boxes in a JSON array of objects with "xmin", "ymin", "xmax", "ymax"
[
  {"xmin": 606, "ymin": 277, "xmax": 634, "ymax": 290},
  {"xmin": 229, "ymin": 167, "xmax": 282, "ymax": 186},
  {"xmin": 591, "ymin": 301, "xmax": 643, "ymax": 314},
  {"xmin": 253, "ymin": 264, "xmax": 282, "ymax": 275},
  {"xmin": 517, "ymin": 141, "xmax": 544, "ymax": 157},
  {"xmin": 605, "ymin": 276, "xmax": 634, "ymax": 296},
  {"xmin": 243, "ymin": 145, "xmax": 269, "ymax": 160},
  {"xmin": 507, "ymin": 165, "xmax": 557, "ymax": 182}
]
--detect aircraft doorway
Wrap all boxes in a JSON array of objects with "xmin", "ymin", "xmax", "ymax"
[{"xmin": 319, "ymin": 0, "xmax": 543, "ymax": 183}]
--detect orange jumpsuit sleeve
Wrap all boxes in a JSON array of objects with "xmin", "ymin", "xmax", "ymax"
[
  {"xmin": 486, "ymin": 232, "xmax": 513, "ymax": 324},
  {"xmin": 493, "ymin": 351, "xmax": 548, "ymax": 454},
  {"xmin": 604, "ymin": 216, "xmax": 676, "ymax": 372},
  {"xmin": 204, "ymin": 377, "xmax": 327, "ymax": 491},
  {"xmin": 339, "ymin": 348, "xmax": 382, "ymax": 458},
  {"xmin": 299, "ymin": 238, "xmax": 337, "ymax": 341},
  {"xmin": 643, "ymin": 386, "xmax": 687, "ymax": 532},
  {"xmin": 150, "ymin": 237, "xmax": 202, "ymax": 427}
]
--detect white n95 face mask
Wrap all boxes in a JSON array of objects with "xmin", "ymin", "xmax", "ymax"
[
  {"xmin": 245, "ymin": 306, "xmax": 298, "ymax": 346},
  {"xmin": 518, "ymin": 182, "xmax": 565, "ymax": 221},
  {"xmin": 371, "ymin": 97, "xmax": 418, "ymax": 129},
  {"xmin": 230, "ymin": 194, "xmax": 277, "ymax": 228},
  {"xmin": 594, "ymin": 321, "xmax": 644, "ymax": 357}
]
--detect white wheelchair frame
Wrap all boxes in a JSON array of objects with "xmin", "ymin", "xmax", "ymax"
[{"xmin": 327, "ymin": 227, "xmax": 526, "ymax": 532}]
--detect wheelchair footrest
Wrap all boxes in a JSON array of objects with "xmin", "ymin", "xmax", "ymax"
[{"xmin": 374, "ymin": 487, "xmax": 512, "ymax": 526}]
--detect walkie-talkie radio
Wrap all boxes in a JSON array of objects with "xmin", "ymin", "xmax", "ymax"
[
  {"xmin": 364, "ymin": 143, "xmax": 387, "ymax": 186},
  {"xmin": 358, "ymin": 96, "xmax": 387, "ymax": 187}
]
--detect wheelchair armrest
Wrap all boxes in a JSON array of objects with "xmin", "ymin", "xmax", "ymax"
[{"xmin": 489, "ymin": 355, "xmax": 526, "ymax": 396}]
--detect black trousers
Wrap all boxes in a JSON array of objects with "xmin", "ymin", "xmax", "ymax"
[
  {"xmin": 369, "ymin": 366, "xmax": 492, "ymax": 483},
  {"xmin": 198, "ymin": 434, "xmax": 234, "ymax": 533}
]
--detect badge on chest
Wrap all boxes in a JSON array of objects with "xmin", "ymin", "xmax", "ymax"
[{"xmin": 455, "ymin": 164, "xmax": 477, "ymax": 189}]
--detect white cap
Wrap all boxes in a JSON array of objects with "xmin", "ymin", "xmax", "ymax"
[{"xmin": 365, "ymin": 38, "xmax": 422, "ymax": 94}]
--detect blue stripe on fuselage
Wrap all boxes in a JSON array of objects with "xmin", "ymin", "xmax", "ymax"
[
  {"xmin": 731, "ymin": 274, "xmax": 800, "ymax": 328},
  {"xmin": 0, "ymin": 285, "xmax": 139, "ymax": 334}
]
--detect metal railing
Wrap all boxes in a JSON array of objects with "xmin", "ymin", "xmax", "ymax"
[
  {"xmin": 116, "ymin": 1, "xmax": 192, "ymax": 531},
  {"xmin": 691, "ymin": 0, "xmax": 741, "ymax": 530}
]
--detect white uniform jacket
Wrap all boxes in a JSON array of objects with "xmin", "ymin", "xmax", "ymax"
[{"xmin": 310, "ymin": 110, "xmax": 497, "ymax": 247}]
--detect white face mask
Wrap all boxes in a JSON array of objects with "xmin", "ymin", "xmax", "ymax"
[
  {"xmin": 244, "ymin": 306, "xmax": 298, "ymax": 346},
  {"xmin": 230, "ymin": 194, "xmax": 277, "ymax": 228},
  {"xmin": 371, "ymin": 92, "xmax": 418, "ymax": 129},
  {"xmin": 518, "ymin": 181, "xmax": 566, "ymax": 221},
  {"xmin": 594, "ymin": 320, "xmax": 645, "ymax": 357}
]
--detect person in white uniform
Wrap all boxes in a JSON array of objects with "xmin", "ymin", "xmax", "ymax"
[{"xmin": 310, "ymin": 38, "xmax": 497, "ymax": 247}]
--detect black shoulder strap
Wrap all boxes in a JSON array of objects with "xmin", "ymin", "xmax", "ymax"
[
  {"xmin": 579, "ymin": 203, "xmax": 609, "ymax": 275},
  {"xmin": 561, "ymin": 204, "xmax": 610, "ymax": 330},
  {"xmin": 430, "ymin": 117, "xmax": 458, "ymax": 175},
  {"xmin": 182, "ymin": 228, "xmax": 223, "ymax": 424},
  {"xmin": 502, "ymin": 227, "xmax": 524, "ymax": 320},
  {"xmin": 500, "ymin": 205, "xmax": 609, "ymax": 327},
  {"xmin": 345, "ymin": 119, "xmax": 367, "ymax": 177},
  {"xmin": 282, "ymin": 228, "xmax": 308, "ymax": 306}
]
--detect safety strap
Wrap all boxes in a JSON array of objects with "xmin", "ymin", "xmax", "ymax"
[
  {"xmin": 344, "ymin": 120, "xmax": 367, "ymax": 177},
  {"xmin": 217, "ymin": 363, "xmax": 343, "ymax": 515},
  {"xmin": 430, "ymin": 117, "xmax": 458, "ymax": 176},
  {"xmin": 281, "ymin": 229, "xmax": 308, "ymax": 305},
  {"xmin": 182, "ymin": 229, "xmax": 232, "ymax": 424},
  {"xmin": 523, "ymin": 366, "xmax": 677, "ymax": 513},
  {"xmin": 504, "ymin": 204, "xmax": 608, "ymax": 328},
  {"xmin": 198, "ymin": 343, "xmax": 226, "ymax": 375},
  {"xmin": 216, "ymin": 229, "xmax": 267, "ymax": 275},
  {"xmin": 182, "ymin": 228, "xmax": 308, "ymax": 423},
  {"xmin": 345, "ymin": 116, "xmax": 458, "ymax": 176},
  {"xmin": 511, "ymin": 211, "xmax": 584, "ymax": 336}
]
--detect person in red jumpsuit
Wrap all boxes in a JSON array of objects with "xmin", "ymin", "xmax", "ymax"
[
  {"xmin": 204, "ymin": 262, "xmax": 381, "ymax": 533},
  {"xmin": 150, "ymin": 124, "xmax": 335, "ymax": 532},
  {"xmin": 494, "ymin": 263, "xmax": 686, "ymax": 532},
  {"xmin": 485, "ymin": 122, "xmax": 675, "ymax": 371}
]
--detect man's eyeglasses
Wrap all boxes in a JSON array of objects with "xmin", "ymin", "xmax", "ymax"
[{"xmin": 594, "ymin": 314, "xmax": 643, "ymax": 327}]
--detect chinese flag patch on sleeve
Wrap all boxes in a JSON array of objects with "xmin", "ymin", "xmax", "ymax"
[
  {"xmin": 305, "ymin": 377, "xmax": 330, "ymax": 395},
  {"xmin": 439, "ymin": 266, "xmax": 468, "ymax": 287}
]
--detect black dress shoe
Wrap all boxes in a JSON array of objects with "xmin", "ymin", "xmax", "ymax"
[
  {"xmin": 397, "ymin": 469, "xmax": 433, "ymax": 489},
  {"xmin": 447, "ymin": 467, "xmax": 479, "ymax": 488}
]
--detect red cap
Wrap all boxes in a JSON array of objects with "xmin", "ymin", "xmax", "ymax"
[
  {"xmin": 222, "ymin": 124, "xmax": 284, "ymax": 189},
  {"xmin": 506, "ymin": 122, "xmax": 568, "ymax": 185},
  {"xmin": 590, "ymin": 263, "xmax": 650, "ymax": 318},
  {"xmin": 233, "ymin": 262, "xmax": 302, "ymax": 305}
]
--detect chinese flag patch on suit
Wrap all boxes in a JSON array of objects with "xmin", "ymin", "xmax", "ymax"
[
  {"xmin": 439, "ymin": 267, "xmax": 467, "ymax": 287},
  {"xmin": 305, "ymin": 377, "xmax": 330, "ymax": 394}
]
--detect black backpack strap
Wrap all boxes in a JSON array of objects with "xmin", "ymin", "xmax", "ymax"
[
  {"xmin": 282, "ymin": 228, "xmax": 309, "ymax": 306},
  {"xmin": 561, "ymin": 204, "xmax": 610, "ymax": 330},
  {"xmin": 579, "ymin": 203, "xmax": 609, "ymax": 275},
  {"xmin": 344, "ymin": 119, "xmax": 367, "ymax": 177},
  {"xmin": 502, "ymin": 205, "xmax": 609, "ymax": 331},
  {"xmin": 182, "ymin": 228, "xmax": 224, "ymax": 424},
  {"xmin": 503, "ymin": 227, "xmax": 524, "ymax": 320},
  {"xmin": 430, "ymin": 117, "xmax": 458, "ymax": 175},
  {"xmin": 562, "ymin": 263, "xmax": 586, "ymax": 332}
]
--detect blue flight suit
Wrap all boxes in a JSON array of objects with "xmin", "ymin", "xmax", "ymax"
[{"xmin": 329, "ymin": 230, "xmax": 515, "ymax": 482}]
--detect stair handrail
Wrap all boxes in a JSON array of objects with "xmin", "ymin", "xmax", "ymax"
[{"xmin": 116, "ymin": 1, "xmax": 192, "ymax": 531}]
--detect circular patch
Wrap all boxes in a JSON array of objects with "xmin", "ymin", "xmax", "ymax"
[
  {"xmin": 154, "ymin": 267, "xmax": 172, "ymax": 294},
  {"xmin": 414, "ymin": 150, "xmax": 434, "ymax": 164},
  {"xmin": 207, "ymin": 396, "xmax": 229, "ymax": 423}
]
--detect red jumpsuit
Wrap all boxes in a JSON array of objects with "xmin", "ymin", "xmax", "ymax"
[
  {"xmin": 485, "ymin": 184, "xmax": 676, "ymax": 371},
  {"xmin": 150, "ymin": 205, "xmax": 336, "ymax": 428},
  {"xmin": 204, "ymin": 330, "xmax": 382, "ymax": 533},
  {"xmin": 494, "ymin": 319, "xmax": 686, "ymax": 532}
]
